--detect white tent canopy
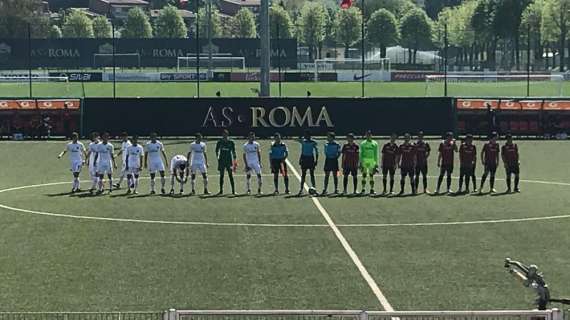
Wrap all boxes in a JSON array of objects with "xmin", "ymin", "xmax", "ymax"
[{"xmin": 370, "ymin": 46, "xmax": 442, "ymax": 64}]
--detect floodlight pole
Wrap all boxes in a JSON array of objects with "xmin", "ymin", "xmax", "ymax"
[
  {"xmin": 112, "ymin": 21, "xmax": 116, "ymax": 99},
  {"xmin": 277, "ymin": 18, "xmax": 282, "ymax": 97},
  {"xmin": 207, "ymin": 0, "xmax": 213, "ymax": 80},
  {"xmin": 27, "ymin": 24, "xmax": 32, "ymax": 98},
  {"xmin": 260, "ymin": 0, "xmax": 271, "ymax": 97},
  {"xmin": 527, "ymin": 23, "xmax": 531, "ymax": 97},
  {"xmin": 444, "ymin": 23, "xmax": 448, "ymax": 97},
  {"xmin": 361, "ymin": 0, "xmax": 365, "ymax": 98},
  {"xmin": 195, "ymin": 0, "xmax": 201, "ymax": 97}
]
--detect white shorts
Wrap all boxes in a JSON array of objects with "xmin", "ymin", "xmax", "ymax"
[
  {"xmin": 149, "ymin": 161, "xmax": 165, "ymax": 174},
  {"xmin": 121, "ymin": 162, "xmax": 128, "ymax": 175},
  {"xmin": 191, "ymin": 163, "xmax": 207, "ymax": 175},
  {"xmin": 128, "ymin": 167, "xmax": 141, "ymax": 175},
  {"xmin": 97, "ymin": 161, "xmax": 113, "ymax": 175},
  {"xmin": 246, "ymin": 162, "xmax": 262, "ymax": 175},
  {"xmin": 70, "ymin": 160, "xmax": 83, "ymax": 173},
  {"xmin": 89, "ymin": 164, "xmax": 97, "ymax": 178}
]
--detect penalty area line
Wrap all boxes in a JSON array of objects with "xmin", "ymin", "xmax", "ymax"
[{"xmin": 284, "ymin": 159, "xmax": 395, "ymax": 311}]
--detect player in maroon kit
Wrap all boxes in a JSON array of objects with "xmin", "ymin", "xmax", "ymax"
[
  {"xmin": 414, "ymin": 131, "xmax": 431, "ymax": 193},
  {"xmin": 397, "ymin": 133, "xmax": 417, "ymax": 195},
  {"xmin": 458, "ymin": 134, "xmax": 477, "ymax": 193},
  {"xmin": 480, "ymin": 132, "xmax": 500, "ymax": 193},
  {"xmin": 381, "ymin": 133, "xmax": 399, "ymax": 194},
  {"xmin": 501, "ymin": 133, "xmax": 520, "ymax": 193},
  {"xmin": 436, "ymin": 132, "xmax": 458, "ymax": 194},
  {"xmin": 341, "ymin": 133, "xmax": 360, "ymax": 195}
]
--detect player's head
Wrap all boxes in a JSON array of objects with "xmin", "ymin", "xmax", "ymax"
[
  {"xmin": 347, "ymin": 133, "xmax": 355, "ymax": 143},
  {"xmin": 90, "ymin": 131, "xmax": 99, "ymax": 142},
  {"xmin": 465, "ymin": 133, "xmax": 473, "ymax": 145},
  {"xmin": 327, "ymin": 132, "xmax": 335, "ymax": 142},
  {"xmin": 366, "ymin": 130, "xmax": 372, "ymax": 140},
  {"xmin": 506, "ymin": 133, "xmax": 513, "ymax": 143},
  {"xmin": 179, "ymin": 161, "xmax": 187, "ymax": 173},
  {"xmin": 445, "ymin": 131, "xmax": 454, "ymax": 142},
  {"xmin": 404, "ymin": 133, "xmax": 411, "ymax": 143},
  {"xmin": 131, "ymin": 135, "xmax": 139, "ymax": 145},
  {"xmin": 418, "ymin": 131, "xmax": 424, "ymax": 141},
  {"xmin": 304, "ymin": 130, "xmax": 311, "ymax": 140},
  {"xmin": 195, "ymin": 133, "xmax": 203, "ymax": 142},
  {"xmin": 71, "ymin": 132, "xmax": 79, "ymax": 142},
  {"xmin": 102, "ymin": 132, "xmax": 110, "ymax": 143},
  {"xmin": 248, "ymin": 131, "xmax": 255, "ymax": 142},
  {"xmin": 274, "ymin": 132, "xmax": 282, "ymax": 143},
  {"xmin": 150, "ymin": 132, "xmax": 157, "ymax": 141},
  {"xmin": 222, "ymin": 129, "xmax": 229, "ymax": 139},
  {"xmin": 490, "ymin": 131, "xmax": 498, "ymax": 142},
  {"xmin": 120, "ymin": 132, "xmax": 128, "ymax": 141},
  {"xmin": 390, "ymin": 133, "xmax": 397, "ymax": 143}
]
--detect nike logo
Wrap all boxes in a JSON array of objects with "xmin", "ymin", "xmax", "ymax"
[{"xmin": 354, "ymin": 73, "xmax": 372, "ymax": 81}]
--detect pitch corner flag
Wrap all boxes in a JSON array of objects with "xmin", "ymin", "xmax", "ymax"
[{"xmin": 340, "ymin": 0, "xmax": 352, "ymax": 9}]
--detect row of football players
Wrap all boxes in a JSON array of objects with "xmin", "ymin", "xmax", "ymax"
[{"xmin": 58, "ymin": 130, "xmax": 520, "ymax": 196}]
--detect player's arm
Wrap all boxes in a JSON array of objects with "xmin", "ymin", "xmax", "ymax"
[
  {"xmin": 501, "ymin": 146, "xmax": 507, "ymax": 165},
  {"xmin": 231, "ymin": 143, "xmax": 237, "ymax": 161},
  {"xmin": 374, "ymin": 144, "xmax": 379, "ymax": 166},
  {"xmin": 313, "ymin": 142, "xmax": 319, "ymax": 163},
  {"xmin": 161, "ymin": 148, "xmax": 168, "ymax": 167},
  {"xmin": 437, "ymin": 149, "xmax": 442, "ymax": 167},
  {"xmin": 480, "ymin": 146, "xmax": 486, "ymax": 166},
  {"xmin": 242, "ymin": 151, "xmax": 249, "ymax": 170},
  {"xmin": 82, "ymin": 145, "xmax": 87, "ymax": 163},
  {"xmin": 257, "ymin": 147, "xmax": 262, "ymax": 167},
  {"xmin": 495, "ymin": 145, "xmax": 500, "ymax": 165},
  {"xmin": 204, "ymin": 145, "xmax": 209, "ymax": 168},
  {"xmin": 426, "ymin": 144, "xmax": 431, "ymax": 160},
  {"xmin": 57, "ymin": 148, "xmax": 67, "ymax": 159},
  {"xmin": 126, "ymin": 153, "xmax": 130, "ymax": 170},
  {"xmin": 215, "ymin": 141, "xmax": 221, "ymax": 159},
  {"xmin": 111, "ymin": 147, "xmax": 117, "ymax": 169},
  {"xmin": 143, "ymin": 151, "xmax": 148, "ymax": 169},
  {"xmin": 116, "ymin": 149, "xmax": 123, "ymax": 158}
]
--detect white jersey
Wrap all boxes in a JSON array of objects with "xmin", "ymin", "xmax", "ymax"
[
  {"xmin": 88, "ymin": 141, "xmax": 99, "ymax": 167},
  {"xmin": 120, "ymin": 140, "xmax": 132, "ymax": 161},
  {"xmin": 126, "ymin": 144, "xmax": 144, "ymax": 168},
  {"xmin": 67, "ymin": 141, "xmax": 85, "ymax": 162},
  {"xmin": 171, "ymin": 155, "xmax": 188, "ymax": 172},
  {"xmin": 96, "ymin": 142, "xmax": 114, "ymax": 164},
  {"xmin": 243, "ymin": 141, "xmax": 261, "ymax": 165},
  {"xmin": 146, "ymin": 141, "xmax": 165, "ymax": 163},
  {"xmin": 189, "ymin": 142, "xmax": 206, "ymax": 165}
]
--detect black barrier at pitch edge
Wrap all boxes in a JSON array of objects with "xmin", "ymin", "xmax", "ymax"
[{"xmin": 82, "ymin": 97, "xmax": 455, "ymax": 137}]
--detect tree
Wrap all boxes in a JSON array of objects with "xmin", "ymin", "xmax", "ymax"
[
  {"xmin": 0, "ymin": 0, "xmax": 48, "ymax": 38},
  {"xmin": 471, "ymin": 0, "xmax": 498, "ymax": 69},
  {"xmin": 542, "ymin": 0, "xmax": 570, "ymax": 71},
  {"xmin": 197, "ymin": 7, "xmax": 222, "ymax": 38},
  {"xmin": 367, "ymin": 8, "xmax": 399, "ymax": 58},
  {"xmin": 62, "ymin": 9, "xmax": 94, "ymax": 38},
  {"xmin": 155, "ymin": 5, "xmax": 188, "ymax": 38},
  {"xmin": 150, "ymin": 0, "xmax": 177, "ymax": 9},
  {"xmin": 521, "ymin": 0, "xmax": 544, "ymax": 63},
  {"xmin": 48, "ymin": 25, "xmax": 63, "ymax": 39},
  {"xmin": 231, "ymin": 8, "xmax": 256, "ymax": 38},
  {"xmin": 93, "ymin": 16, "xmax": 112, "ymax": 38},
  {"xmin": 297, "ymin": 2, "xmax": 327, "ymax": 61},
  {"xmin": 435, "ymin": 1, "xmax": 476, "ymax": 69},
  {"xmin": 425, "ymin": 0, "xmax": 464, "ymax": 20},
  {"xmin": 335, "ymin": 7, "xmax": 362, "ymax": 58},
  {"xmin": 359, "ymin": 0, "xmax": 416, "ymax": 19},
  {"xmin": 122, "ymin": 7, "xmax": 153, "ymax": 38},
  {"xmin": 400, "ymin": 7, "xmax": 433, "ymax": 64},
  {"xmin": 270, "ymin": 4, "xmax": 295, "ymax": 38}
]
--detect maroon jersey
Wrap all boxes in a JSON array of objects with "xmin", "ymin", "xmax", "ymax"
[
  {"xmin": 483, "ymin": 142, "xmax": 500, "ymax": 165},
  {"xmin": 438, "ymin": 140, "xmax": 457, "ymax": 166},
  {"xmin": 415, "ymin": 141, "xmax": 431, "ymax": 167},
  {"xmin": 342, "ymin": 143, "xmax": 359, "ymax": 169},
  {"xmin": 399, "ymin": 143, "xmax": 416, "ymax": 168},
  {"xmin": 459, "ymin": 143, "xmax": 477, "ymax": 167},
  {"xmin": 501, "ymin": 143, "xmax": 519, "ymax": 166},
  {"xmin": 382, "ymin": 142, "xmax": 398, "ymax": 168}
]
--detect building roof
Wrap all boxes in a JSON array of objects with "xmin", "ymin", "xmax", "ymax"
[
  {"xmin": 220, "ymin": 0, "xmax": 260, "ymax": 6},
  {"xmin": 101, "ymin": 0, "xmax": 148, "ymax": 4},
  {"xmin": 150, "ymin": 9, "xmax": 195, "ymax": 18}
]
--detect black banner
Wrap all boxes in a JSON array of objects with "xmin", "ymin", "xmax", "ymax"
[
  {"xmin": 159, "ymin": 73, "xmax": 207, "ymax": 81},
  {"xmin": 0, "ymin": 38, "xmax": 297, "ymax": 69},
  {"xmin": 48, "ymin": 72, "xmax": 103, "ymax": 82},
  {"xmin": 83, "ymin": 97, "xmax": 454, "ymax": 137}
]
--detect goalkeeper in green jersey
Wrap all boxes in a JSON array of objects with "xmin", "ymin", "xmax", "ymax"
[
  {"xmin": 360, "ymin": 130, "xmax": 379, "ymax": 195},
  {"xmin": 215, "ymin": 129, "xmax": 237, "ymax": 195}
]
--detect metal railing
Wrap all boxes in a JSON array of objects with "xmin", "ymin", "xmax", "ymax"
[{"xmin": 0, "ymin": 312, "xmax": 164, "ymax": 320}]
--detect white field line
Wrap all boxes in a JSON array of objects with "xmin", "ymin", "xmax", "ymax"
[{"xmin": 284, "ymin": 159, "xmax": 395, "ymax": 311}]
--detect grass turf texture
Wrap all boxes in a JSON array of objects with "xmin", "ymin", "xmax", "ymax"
[
  {"xmin": 0, "ymin": 139, "xmax": 569, "ymax": 311},
  {"xmin": 0, "ymin": 81, "xmax": 566, "ymax": 98}
]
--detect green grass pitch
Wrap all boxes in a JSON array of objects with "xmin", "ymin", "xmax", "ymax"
[
  {"xmin": 0, "ymin": 81, "xmax": 567, "ymax": 98},
  {"xmin": 0, "ymin": 139, "xmax": 569, "ymax": 311}
]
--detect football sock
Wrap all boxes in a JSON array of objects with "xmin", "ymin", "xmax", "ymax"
[
  {"xmin": 219, "ymin": 171, "xmax": 225, "ymax": 192},
  {"xmin": 257, "ymin": 175, "xmax": 262, "ymax": 190},
  {"xmin": 458, "ymin": 176, "xmax": 464, "ymax": 191},
  {"xmin": 343, "ymin": 176, "xmax": 349, "ymax": 191},
  {"xmin": 323, "ymin": 173, "xmax": 330, "ymax": 191},
  {"xmin": 400, "ymin": 179, "xmax": 405, "ymax": 192},
  {"xmin": 170, "ymin": 176, "xmax": 176, "ymax": 189},
  {"xmin": 284, "ymin": 176, "xmax": 289, "ymax": 191},
  {"xmin": 134, "ymin": 176, "xmax": 139, "ymax": 190},
  {"xmin": 362, "ymin": 176, "xmax": 367, "ymax": 190},
  {"xmin": 160, "ymin": 176, "xmax": 165, "ymax": 189},
  {"xmin": 274, "ymin": 175, "xmax": 279, "ymax": 191},
  {"xmin": 446, "ymin": 174, "xmax": 452, "ymax": 190},
  {"xmin": 246, "ymin": 174, "xmax": 251, "ymax": 191},
  {"xmin": 370, "ymin": 177, "xmax": 375, "ymax": 190},
  {"xmin": 514, "ymin": 175, "xmax": 520, "ymax": 190},
  {"xmin": 465, "ymin": 176, "xmax": 471, "ymax": 190},
  {"xmin": 353, "ymin": 176, "xmax": 358, "ymax": 193},
  {"xmin": 310, "ymin": 170, "xmax": 316, "ymax": 188},
  {"xmin": 203, "ymin": 176, "xmax": 208, "ymax": 190},
  {"xmin": 490, "ymin": 174, "xmax": 495, "ymax": 189},
  {"xmin": 437, "ymin": 175, "xmax": 444, "ymax": 190},
  {"xmin": 471, "ymin": 175, "xmax": 477, "ymax": 189},
  {"xmin": 228, "ymin": 170, "xmax": 235, "ymax": 192},
  {"xmin": 382, "ymin": 176, "xmax": 387, "ymax": 191},
  {"xmin": 150, "ymin": 178, "xmax": 155, "ymax": 191},
  {"xmin": 191, "ymin": 177, "xmax": 196, "ymax": 191},
  {"xmin": 506, "ymin": 174, "xmax": 512, "ymax": 190},
  {"xmin": 333, "ymin": 174, "xmax": 338, "ymax": 190},
  {"xmin": 389, "ymin": 177, "xmax": 395, "ymax": 192},
  {"xmin": 108, "ymin": 177, "xmax": 113, "ymax": 190}
]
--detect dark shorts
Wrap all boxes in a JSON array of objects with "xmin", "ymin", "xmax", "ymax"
[
  {"xmin": 218, "ymin": 161, "xmax": 232, "ymax": 172},
  {"xmin": 382, "ymin": 166, "xmax": 396, "ymax": 176},
  {"xmin": 270, "ymin": 159, "xmax": 287, "ymax": 175},
  {"xmin": 324, "ymin": 158, "xmax": 339, "ymax": 172},
  {"xmin": 343, "ymin": 166, "xmax": 358, "ymax": 176},
  {"xmin": 299, "ymin": 155, "xmax": 316, "ymax": 170},
  {"xmin": 506, "ymin": 164, "xmax": 520, "ymax": 175},
  {"xmin": 440, "ymin": 164, "xmax": 454, "ymax": 175},
  {"xmin": 484, "ymin": 164, "xmax": 498, "ymax": 174},
  {"xmin": 401, "ymin": 167, "xmax": 414, "ymax": 176},
  {"xmin": 460, "ymin": 166, "xmax": 475, "ymax": 177},
  {"xmin": 415, "ymin": 164, "xmax": 428, "ymax": 176}
]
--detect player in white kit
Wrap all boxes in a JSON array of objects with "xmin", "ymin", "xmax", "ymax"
[
  {"xmin": 187, "ymin": 133, "xmax": 209, "ymax": 195},
  {"xmin": 243, "ymin": 132, "xmax": 263, "ymax": 195},
  {"xmin": 94, "ymin": 132, "xmax": 117, "ymax": 194},
  {"xmin": 169, "ymin": 154, "xmax": 188, "ymax": 195},
  {"xmin": 85, "ymin": 132, "xmax": 100, "ymax": 192},
  {"xmin": 125, "ymin": 135, "xmax": 144, "ymax": 194},
  {"xmin": 57, "ymin": 132, "xmax": 87, "ymax": 193},
  {"xmin": 144, "ymin": 132, "xmax": 168, "ymax": 194},
  {"xmin": 114, "ymin": 132, "xmax": 132, "ymax": 189}
]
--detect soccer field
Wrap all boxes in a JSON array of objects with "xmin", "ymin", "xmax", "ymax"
[
  {"xmin": 0, "ymin": 81, "xmax": 566, "ymax": 98},
  {"xmin": 0, "ymin": 139, "xmax": 569, "ymax": 311}
]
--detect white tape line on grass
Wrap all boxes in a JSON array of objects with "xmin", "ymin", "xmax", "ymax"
[{"xmin": 284, "ymin": 159, "xmax": 395, "ymax": 311}]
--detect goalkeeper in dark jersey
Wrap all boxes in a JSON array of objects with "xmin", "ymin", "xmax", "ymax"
[{"xmin": 215, "ymin": 129, "xmax": 237, "ymax": 195}]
